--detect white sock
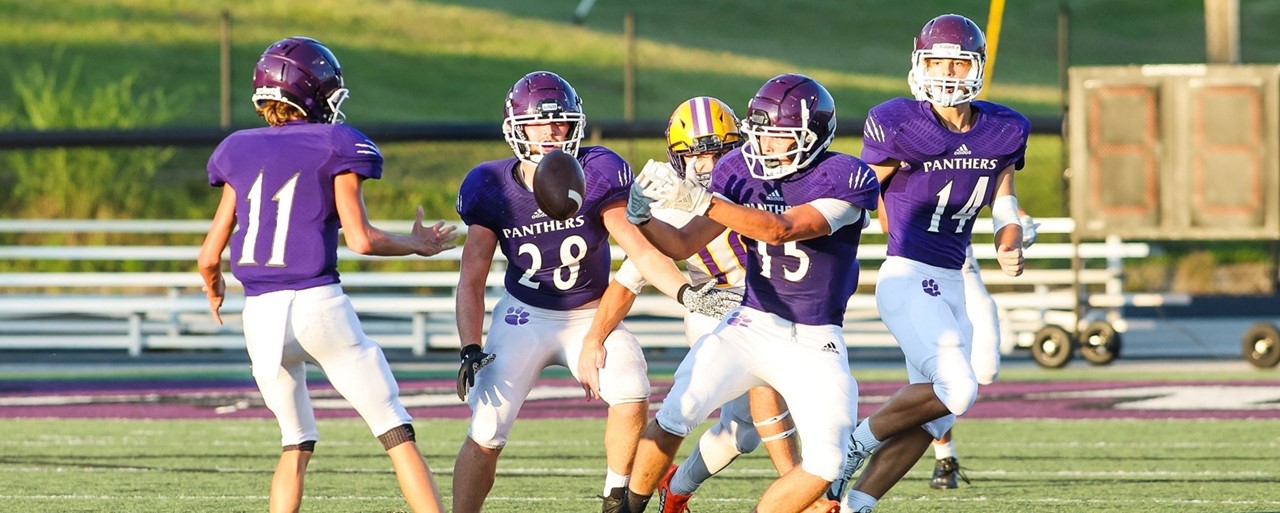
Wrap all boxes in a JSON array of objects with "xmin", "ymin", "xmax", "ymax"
[
  {"xmin": 932, "ymin": 439, "xmax": 956, "ymax": 460},
  {"xmin": 853, "ymin": 421, "xmax": 882, "ymax": 454},
  {"xmin": 603, "ymin": 468, "xmax": 628, "ymax": 496},
  {"xmin": 842, "ymin": 490, "xmax": 878, "ymax": 512}
]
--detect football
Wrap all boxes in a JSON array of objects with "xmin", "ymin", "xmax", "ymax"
[{"xmin": 532, "ymin": 149, "xmax": 586, "ymax": 221}]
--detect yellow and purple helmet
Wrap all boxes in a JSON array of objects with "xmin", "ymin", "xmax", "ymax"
[{"xmin": 665, "ymin": 96, "xmax": 743, "ymax": 184}]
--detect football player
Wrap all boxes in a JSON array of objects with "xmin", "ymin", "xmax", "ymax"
[
  {"xmin": 451, "ymin": 71, "xmax": 693, "ymax": 513},
  {"xmin": 619, "ymin": 74, "xmax": 880, "ymax": 513},
  {"xmin": 580, "ymin": 97, "xmax": 806, "ymax": 513},
  {"xmin": 197, "ymin": 37, "xmax": 455, "ymax": 513},
  {"xmin": 929, "ymin": 208, "xmax": 1037, "ymax": 490},
  {"xmin": 829, "ymin": 14, "xmax": 1032, "ymax": 512}
]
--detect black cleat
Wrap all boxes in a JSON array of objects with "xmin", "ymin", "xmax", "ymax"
[
  {"xmin": 601, "ymin": 486, "xmax": 627, "ymax": 513},
  {"xmin": 930, "ymin": 457, "xmax": 971, "ymax": 489}
]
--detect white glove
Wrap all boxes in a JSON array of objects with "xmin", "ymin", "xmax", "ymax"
[
  {"xmin": 996, "ymin": 244, "xmax": 1024, "ymax": 277},
  {"xmin": 641, "ymin": 163, "xmax": 712, "ymax": 215},
  {"xmin": 1020, "ymin": 214, "xmax": 1040, "ymax": 248}
]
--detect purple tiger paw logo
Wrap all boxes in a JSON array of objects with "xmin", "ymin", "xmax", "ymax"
[
  {"xmin": 921, "ymin": 278, "xmax": 941, "ymax": 297},
  {"xmin": 504, "ymin": 306, "xmax": 530, "ymax": 325},
  {"xmin": 726, "ymin": 311, "xmax": 752, "ymax": 327}
]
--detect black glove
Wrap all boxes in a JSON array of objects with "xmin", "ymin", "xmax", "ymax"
[
  {"xmin": 678, "ymin": 281, "xmax": 743, "ymax": 319},
  {"xmin": 456, "ymin": 344, "xmax": 495, "ymax": 401}
]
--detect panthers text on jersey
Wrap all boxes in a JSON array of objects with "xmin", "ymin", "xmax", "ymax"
[
  {"xmin": 456, "ymin": 146, "xmax": 631, "ymax": 310},
  {"xmin": 207, "ymin": 121, "xmax": 383, "ymax": 296},
  {"xmin": 862, "ymin": 98, "xmax": 1030, "ymax": 269},
  {"xmin": 709, "ymin": 147, "xmax": 879, "ymax": 326}
]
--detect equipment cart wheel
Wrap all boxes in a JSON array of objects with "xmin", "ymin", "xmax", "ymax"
[
  {"xmin": 1241, "ymin": 322, "xmax": 1280, "ymax": 369},
  {"xmin": 1031, "ymin": 325, "xmax": 1074, "ymax": 368},
  {"xmin": 1079, "ymin": 321, "xmax": 1122, "ymax": 366}
]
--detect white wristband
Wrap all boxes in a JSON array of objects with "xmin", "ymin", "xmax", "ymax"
[{"xmin": 990, "ymin": 195, "xmax": 1020, "ymax": 232}]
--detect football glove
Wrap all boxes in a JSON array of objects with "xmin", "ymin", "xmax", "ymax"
[
  {"xmin": 642, "ymin": 164, "xmax": 712, "ymax": 216},
  {"xmin": 626, "ymin": 180, "xmax": 653, "ymax": 225},
  {"xmin": 678, "ymin": 281, "xmax": 743, "ymax": 319},
  {"xmin": 456, "ymin": 343, "xmax": 495, "ymax": 401},
  {"xmin": 1020, "ymin": 214, "xmax": 1040, "ymax": 248}
]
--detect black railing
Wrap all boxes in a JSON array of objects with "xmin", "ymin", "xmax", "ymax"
[{"xmin": 0, "ymin": 116, "xmax": 1064, "ymax": 150}]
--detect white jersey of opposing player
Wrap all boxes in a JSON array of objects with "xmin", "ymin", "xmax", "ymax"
[{"xmin": 613, "ymin": 207, "xmax": 748, "ymax": 295}]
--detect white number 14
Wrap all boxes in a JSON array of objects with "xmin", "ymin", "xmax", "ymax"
[{"xmin": 928, "ymin": 176, "xmax": 989, "ymax": 233}]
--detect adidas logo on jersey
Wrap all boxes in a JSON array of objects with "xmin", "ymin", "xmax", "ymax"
[
  {"xmin": 531, "ymin": 209, "xmax": 547, "ymax": 220},
  {"xmin": 822, "ymin": 341, "xmax": 840, "ymax": 354},
  {"xmin": 953, "ymin": 144, "xmax": 972, "ymax": 156},
  {"xmin": 765, "ymin": 189, "xmax": 784, "ymax": 202}
]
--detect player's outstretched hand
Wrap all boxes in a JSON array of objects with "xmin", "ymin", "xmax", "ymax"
[
  {"xmin": 642, "ymin": 166, "xmax": 711, "ymax": 216},
  {"xmin": 626, "ymin": 163, "xmax": 656, "ymax": 225},
  {"xmin": 456, "ymin": 343, "xmax": 495, "ymax": 401},
  {"xmin": 202, "ymin": 274, "xmax": 225, "ymax": 325},
  {"xmin": 996, "ymin": 243, "xmax": 1024, "ymax": 277},
  {"xmin": 678, "ymin": 281, "xmax": 743, "ymax": 319},
  {"xmin": 576, "ymin": 341, "xmax": 607, "ymax": 401},
  {"xmin": 1020, "ymin": 214, "xmax": 1040, "ymax": 248},
  {"xmin": 412, "ymin": 206, "xmax": 459, "ymax": 257}
]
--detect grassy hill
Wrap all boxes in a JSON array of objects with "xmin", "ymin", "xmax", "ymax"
[{"xmin": 1, "ymin": 0, "xmax": 1278, "ymax": 221}]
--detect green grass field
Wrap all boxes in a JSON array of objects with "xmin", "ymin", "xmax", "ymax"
[
  {"xmin": 3, "ymin": 0, "xmax": 1280, "ymax": 221},
  {"xmin": 2, "ymin": 363, "xmax": 1279, "ymax": 512},
  {"xmin": 1, "ymin": 416, "xmax": 1276, "ymax": 513}
]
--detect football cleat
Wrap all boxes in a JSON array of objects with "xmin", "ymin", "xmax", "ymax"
[
  {"xmin": 600, "ymin": 486, "xmax": 626, "ymax": 513},
  {"xmin": 656, "ymin": 465, "xmax": 692, "ymax": 513},
  {"xmin": 826, "ymin": 434, "xmax": 871, "ymax": 500},
  {"xmin": 929, "ymin": 457, "xmax": 971, "ymax": 489}
]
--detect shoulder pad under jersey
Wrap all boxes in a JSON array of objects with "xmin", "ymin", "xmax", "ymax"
[
  {"xmin": 872, "ymin": 98, "xmax": 951, "ymax": 160},
  {"xmin": 970, "ymin": 101, "xmax": 1030, "ymax": 156}
]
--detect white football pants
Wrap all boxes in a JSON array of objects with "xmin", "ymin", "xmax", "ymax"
[
  {"xmin": 657, "ymin": 306, "xmax": 857, "ymax": 482},
  {"xmin": 243, "ymin": 284, "xmax": 410, "ymax": 446},
  {"xmin": 466, "ymin": 293, "xmax": 650, "ymax": 449},
  {"xmin": 876, "ymin": 257, "xmax": 979, "ymax": 438}
]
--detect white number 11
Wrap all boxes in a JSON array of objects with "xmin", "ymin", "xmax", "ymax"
[{"xmin": 237, "ymin": 172, "xmax": 300, "ymax": 267}]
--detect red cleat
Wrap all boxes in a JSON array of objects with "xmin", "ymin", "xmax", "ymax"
[{"xmin": 656, "ymin": 465, "xmax": 692, "ymax": 513}]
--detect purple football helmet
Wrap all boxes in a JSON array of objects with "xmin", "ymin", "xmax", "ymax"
[
  {"xmin": 252, "ymin": 37, "xmax": 348, "ymax": 123},
  {"xmin": 908, "ymin": 14, "xmax": 987, "ymax": 107},
  {"xmin": 502, "ymin": 71, "xmax": 586, "ymax": 165},
  {"xmin": 740, "ymin": 73, "xmax": 836, "ymax": 179}
]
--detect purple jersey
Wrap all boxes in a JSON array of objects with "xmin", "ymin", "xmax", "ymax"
[
  {"xmin": 456, "ymin": 146, "xmax": 630, "ymax": 310},
  {"xmin": 862, "ymin": 98, "xmax": 1030, "ymax": 269},
  {"xmin": 207, "ymin": 121, "xmax": 383, "ymax": 296},
  {"xmin": 710, "ymin": 147, "xmax": 879, "ymax": 326}
]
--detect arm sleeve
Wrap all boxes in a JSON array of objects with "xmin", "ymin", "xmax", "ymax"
[
  {"xmin": 612, "ymin": 258, "xmax": 648, "ymax": 295},
  {"xmin": 808, "ymin": 198, "xmax": 864, "ymax": 233}
]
